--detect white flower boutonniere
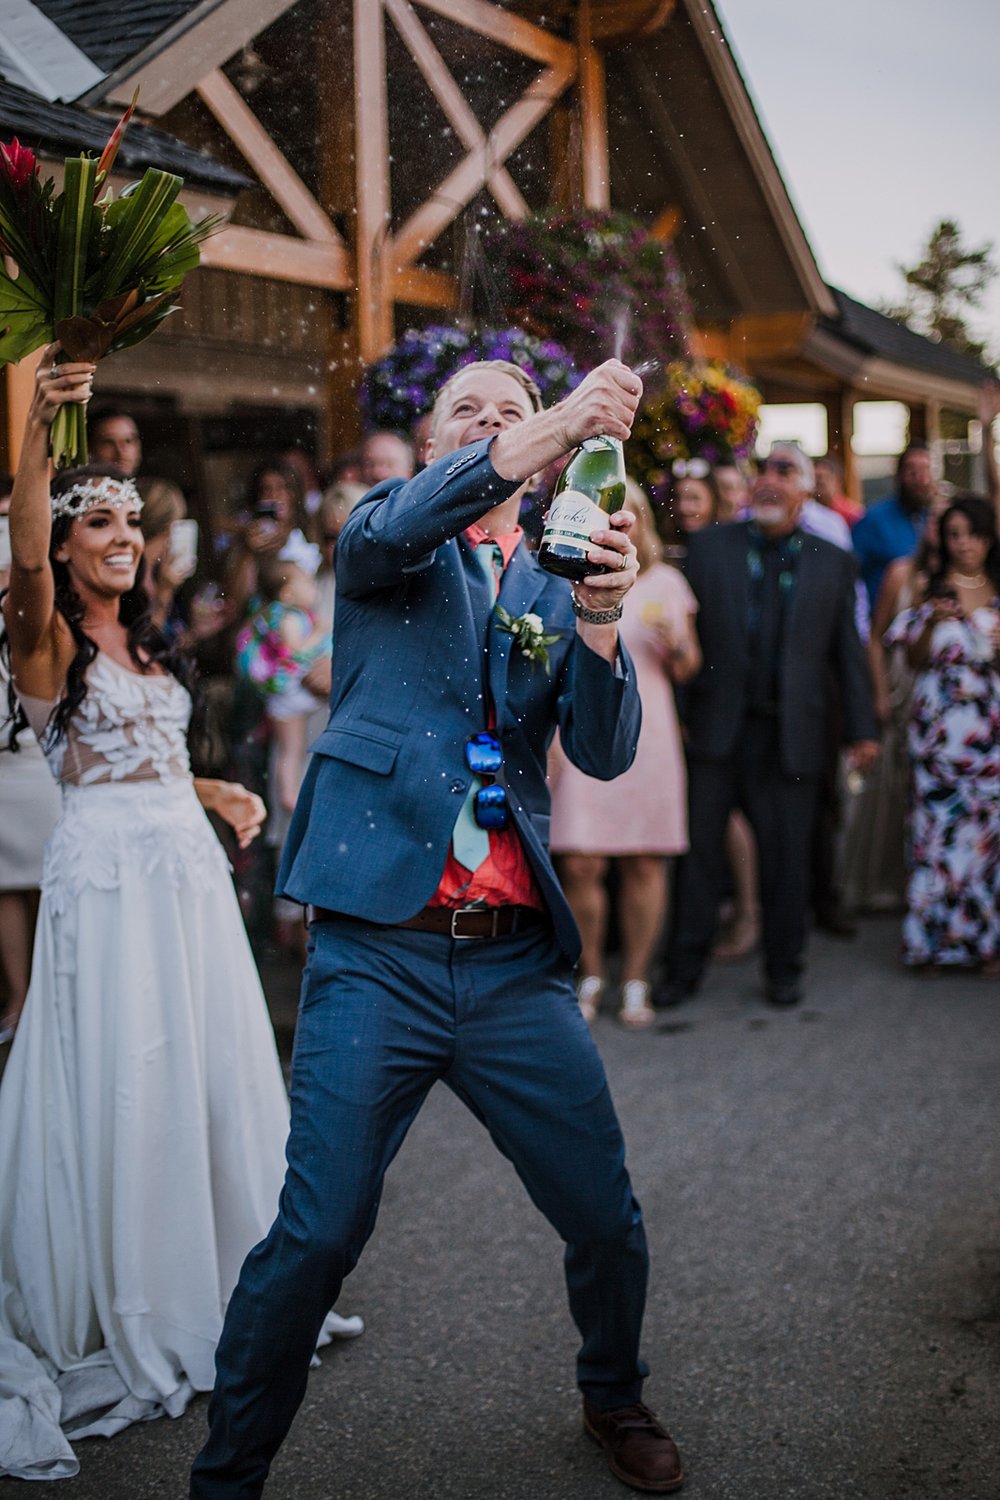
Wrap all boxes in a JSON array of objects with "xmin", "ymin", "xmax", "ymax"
[{"xmin": 494, "ymin": 605, "xmax": 562, "ymax": 675}]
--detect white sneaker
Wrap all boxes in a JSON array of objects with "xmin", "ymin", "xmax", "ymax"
[
  {"xmin": 576, "ymin": 974, "xmax": 604, "ymax": 1024},
  {"xmin": 618, "ymin": 980, "xmax": 655, "ymax": 1030},
  {"xmin": 324, "ymin": 1310, "xmax": 365, "ymax": 1339}
]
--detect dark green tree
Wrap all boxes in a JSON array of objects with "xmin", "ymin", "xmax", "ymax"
[{"xmin": 884, "ymin": 219, "xmax": 996, "ymax": 363}]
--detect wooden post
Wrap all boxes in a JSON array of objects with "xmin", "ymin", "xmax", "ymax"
[
  {"xmin": 1, "ymin": 351, "xmax": 41, "ymax": 475},
  {"xmin": 318, "ymin": 0, "xmax": 363, "ymax": 460},
  {"xmin": 907, "ymin": 400, "xmax": 940, "ymax": 447},
  {"xmin": 823, "ymin": 387, "xmax": 859, "ymax": 502},
  {"xmin": 578, "ymin": 0, "xmax": 610, "ymax": 210},
  {"xmin": 354, "ymin": 0, "xmax": 393, "ymax": 363}
]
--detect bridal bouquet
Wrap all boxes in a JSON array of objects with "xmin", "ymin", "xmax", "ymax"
[{"xmin": 0, "ymin": 95, "xmax": 221, "ymax": 466}]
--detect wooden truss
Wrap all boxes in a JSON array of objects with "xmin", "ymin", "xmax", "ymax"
[{"xmin": 193, "ymin": 0, "xmax": 638, "ymax": 360}]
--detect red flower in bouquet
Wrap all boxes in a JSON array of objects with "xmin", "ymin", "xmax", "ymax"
[{"xmin": 0, "ymin": 139, "xmax": 38, "ymax": 193}]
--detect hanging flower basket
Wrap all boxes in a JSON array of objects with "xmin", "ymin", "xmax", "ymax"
[
  {"xmin": 360, "ymin": 324, "xmax": 582, "ymax": 432},
  {"xmin": 628, "ymin": 361, "xmax": 762, "ymax": 493},
  {"xmin": 485, "ymin": 209, "xmax": 694, "ymax": 373}
]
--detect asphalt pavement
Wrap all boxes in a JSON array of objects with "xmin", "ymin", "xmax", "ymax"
[{"xmin": 2, "ymin": 915, "xmax": 998, "ymax": 1499}]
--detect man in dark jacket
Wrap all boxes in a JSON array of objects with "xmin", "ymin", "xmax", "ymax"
[{"xmin": 662, "ymin": 444, "xmax": 879, "ymax": 1010}]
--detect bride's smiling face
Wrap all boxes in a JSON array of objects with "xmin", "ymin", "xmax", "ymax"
[{"xmin": 56, "ymin": 496, "xmax": 145, "ymax": 598}]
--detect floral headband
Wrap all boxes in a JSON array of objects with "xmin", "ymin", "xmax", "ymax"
[{"xmin": 50, "ymin": 475, "xmax": 143, "ymax": 521}]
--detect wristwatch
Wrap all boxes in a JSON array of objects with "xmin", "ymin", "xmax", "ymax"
[{"xmin": 570, "ymin": 590, "xmax": 624, "ymax": 625}]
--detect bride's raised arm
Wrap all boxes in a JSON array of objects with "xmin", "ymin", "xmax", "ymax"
[{"xmin": 3, "ymin": 346, "xmax": 94, "ymax": 681}]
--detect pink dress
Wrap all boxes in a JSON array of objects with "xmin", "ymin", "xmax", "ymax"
[{"xmin": 550, "ymin": 562, "xmax": 695, "ymax": 855}]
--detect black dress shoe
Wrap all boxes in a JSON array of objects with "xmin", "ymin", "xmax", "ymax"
[
  {"xmin": 653, "ymin": 979, "xmax": 696, "ymax": 1012},
  {"xmin": 766, "ymin": 981, "xmax": 803, "ymax": 1008}
]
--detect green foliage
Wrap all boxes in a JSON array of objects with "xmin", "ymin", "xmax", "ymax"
[
  {"xmin": 885, "ymin": 219, "xmax": 997, "ymax": 365},
  {"xmin": 0, "ymin": 102, "xmax": 220, "ymax": 463}
]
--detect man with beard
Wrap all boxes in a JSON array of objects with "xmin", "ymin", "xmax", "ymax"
[
  {"xmin": 658, "ymin": 444, "xmax": 879, "ymax": 1011},
  {"xmin": 851, "ymin": 443, "xmax": 937, "ymax": 607}
]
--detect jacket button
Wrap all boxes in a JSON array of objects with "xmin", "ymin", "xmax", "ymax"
[{"xmin": 449, "ymin": 778, "xmax": 466, "ymax": 793}]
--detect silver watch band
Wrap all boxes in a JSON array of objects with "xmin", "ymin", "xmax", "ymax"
[{"xmin": 570, "ymin": 590, "xmax": 624, "ymax": 625}]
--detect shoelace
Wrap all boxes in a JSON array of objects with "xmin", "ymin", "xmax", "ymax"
[{"xmin": 603, "ymin": 1404, "xmax": 665, "ymax": 1434}]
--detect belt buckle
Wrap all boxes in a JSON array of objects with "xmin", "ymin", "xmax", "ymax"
[{"xmin": 450, "ymin": 906, "xmax": 498, "ymax": 940}]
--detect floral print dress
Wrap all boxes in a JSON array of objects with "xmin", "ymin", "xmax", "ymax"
[{"xmin": 885, "ymin": 601, "xmax": 1000, "ymax": 967}]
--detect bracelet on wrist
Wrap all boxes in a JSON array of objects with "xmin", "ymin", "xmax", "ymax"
[{"xmin": 570, "ymin": 590, "xmax": 624, "ymax": 625}]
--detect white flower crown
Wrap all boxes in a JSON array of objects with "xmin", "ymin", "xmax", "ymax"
[{"xmin": 50, "ymin": 475, "xmax": 143, "ymax": 521}]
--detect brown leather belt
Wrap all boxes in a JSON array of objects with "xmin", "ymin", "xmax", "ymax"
[{"xmin": 307, "ymin": 904, "xmax": 546, "ymax": 940}]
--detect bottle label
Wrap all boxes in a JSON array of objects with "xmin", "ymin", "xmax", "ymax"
[{"xmin": 541, "ymin": 489, "xmax": 609, "ymax": 551}]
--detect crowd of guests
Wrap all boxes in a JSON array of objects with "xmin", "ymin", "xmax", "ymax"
[
  {"xmin": 2, "ymin": 385, "xmax": 999, "ymax": 1051},
  {"xmin": 0, "ymin": 348, "xmax": 997, "ymax": 1487}
]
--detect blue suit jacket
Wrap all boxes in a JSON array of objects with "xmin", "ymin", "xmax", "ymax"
[{"xmin": 277, "ymin": 438, "xmax": 641, "ymax": 962}]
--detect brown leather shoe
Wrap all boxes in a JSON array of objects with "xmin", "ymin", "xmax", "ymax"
[{"xmin": 583, "ymin": 1398, "xmax": 685, "ymax": 1492}]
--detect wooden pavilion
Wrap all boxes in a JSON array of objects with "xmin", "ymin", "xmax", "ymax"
[{"xmin": 1, "ymin": 0, "xmax": 990, "ymax": 504}]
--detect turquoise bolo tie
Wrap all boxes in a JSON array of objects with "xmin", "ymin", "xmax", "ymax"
[{"xmin": 451, "ymin": 542, "xmax": 502, "ymax": 873}]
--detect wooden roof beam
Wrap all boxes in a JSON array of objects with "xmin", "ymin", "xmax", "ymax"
[
  {"xmin": 384, "ymin": 0, "xmax": 529, "ymax": 222},
  {"xmin": 411, "ymin": 0, "xmax": 576, "ymax": 68},
  {"xmin": 198, "ymin": 226, "xmax": 352, "ymax": 289},
  {"xmin": 391, "ymin": 55, "xmax": 576, "ymax": 271},
  {"xmin": 196, "ymin": 69, "xmax": 345, "ymax": 249}
]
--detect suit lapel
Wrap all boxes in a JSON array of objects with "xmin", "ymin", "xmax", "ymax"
[{"xmin": 488, "ymin": 542, "xmax": 546, "ymax": 732}]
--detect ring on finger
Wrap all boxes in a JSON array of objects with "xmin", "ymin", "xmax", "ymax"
[
  {"xmin": 617, "ymin": 552, "xmax": 628, "ymax": 571},
  {"xmin": 50, "ymin": 362, "xmax": 58, "ymax": 380}
]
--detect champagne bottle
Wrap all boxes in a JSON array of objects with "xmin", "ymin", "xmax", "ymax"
[{"xmin": 537, "ymin": 435, "xmax": 626, "ymax": 581}]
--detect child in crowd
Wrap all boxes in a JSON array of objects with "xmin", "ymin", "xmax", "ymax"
[{"xmin": 237, "ymin": 555, "xmax": 329, "ymax": 816}]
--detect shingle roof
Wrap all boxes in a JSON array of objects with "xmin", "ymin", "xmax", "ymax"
[
  {"xmin": 32, "ymin": 1, "xmax": 202, "ymax": 75},
  {"xmin": 823, "ymin": 287, "xmax": 992, "ymax": 386},
  {"xmin": 0, "ymin": 76, "xmax": 249, "ymax": 193}
]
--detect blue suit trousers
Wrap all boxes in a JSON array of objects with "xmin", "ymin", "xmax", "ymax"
[{"xmin": 190, "ymin": 918, "xmax": 649, "ymax": 1498}]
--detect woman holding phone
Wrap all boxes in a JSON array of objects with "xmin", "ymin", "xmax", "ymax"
[{"xmin": 137, "ymin": 476, "xmax": 197, "ymax": 637}]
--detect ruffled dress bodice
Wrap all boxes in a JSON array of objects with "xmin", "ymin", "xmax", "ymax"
[
  {"xmin": 18, "ymin": 652, "xmax": 192, "ymax": 787},
  {"xmin": 15, "ymin": 655, "xmax": 229, "ymax": 917}
]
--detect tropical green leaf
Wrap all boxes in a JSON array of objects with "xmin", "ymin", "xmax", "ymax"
[
  {"xmin": 54, "ymin": 155, "xmax": 97, "ymax": 325},
  {"xmin": 92, "ymin": 168, "xmax": 182, "ymax": 299},
  {"xmin": 107, "ymin": 298, "xmax": 180, "ymax": 354},
  {"xmin": 127, "ymin": 201, "xmax": 203, "ymax": 289},
  {"xmin": 0, "ymin": 264, "xmax": 52, "ymax": 365}
]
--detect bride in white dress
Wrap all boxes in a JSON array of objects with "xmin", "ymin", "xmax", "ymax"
[{"xmin": 0, "ymin": 353, "xmax": 360, "ymax": 1481}]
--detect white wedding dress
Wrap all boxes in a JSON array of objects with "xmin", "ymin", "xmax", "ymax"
[{"xmin": 0, "ymin": 653, "xmax": 358, "ymax": 1480}]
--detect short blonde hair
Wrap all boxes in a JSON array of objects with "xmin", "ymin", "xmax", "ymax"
[
  {"xmin": 317, "ymin": 480, "xmax": 367, "ymax": 539},
  {"xmin": 137, "ymin": 477, "xmax": 185, "ymax": 542},
  {"xmin": 624, "ymin": 477, "xmax": 662, "ymax": 572},
  {"xmin": 430, "ymin": 360, "xmax": 543, "ymax": 442}
]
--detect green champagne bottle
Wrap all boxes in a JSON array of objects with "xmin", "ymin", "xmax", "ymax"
[{"xmin": 537, "ymin": 435, "xmax": 626, "ymax": 581}]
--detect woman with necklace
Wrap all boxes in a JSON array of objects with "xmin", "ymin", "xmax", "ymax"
[{"xmin": 886, "ymin": 495, "xmax": 1000, "ymax": 973}]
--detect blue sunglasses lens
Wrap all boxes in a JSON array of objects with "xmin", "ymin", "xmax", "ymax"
[
  {"xmin": 474, "ymin": 783, "xmax": 509, "ymax": 830},
  {"xmin": 465, "ymin": 732, "xmax": 503, "ymax": 776}
]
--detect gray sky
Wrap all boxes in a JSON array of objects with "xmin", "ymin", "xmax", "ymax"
[{"xmin": 715, "ymin": 0, "xmax": 999, "ymax": 357}]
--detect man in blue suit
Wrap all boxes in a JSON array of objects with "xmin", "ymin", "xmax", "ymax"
[{"xmin": 191, "ymin": 359, "xmax": 685, "ymax": 1496}]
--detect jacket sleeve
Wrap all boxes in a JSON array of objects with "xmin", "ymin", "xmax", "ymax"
[
  {"xmin": 834, "ymin": 551, "xmax": 880, "ymax": 743},
  {"xmin": 554, "ymin": 635, "xmax": 642, "ymax": 781},
  {"xmin": 335, "ymin": 440, "xmax": 522, "ymax": 598}
]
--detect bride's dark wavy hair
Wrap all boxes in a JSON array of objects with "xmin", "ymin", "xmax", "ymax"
[{"xmin": 2, "ymin": 464, "xmax": 195, "ymax": 750}]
